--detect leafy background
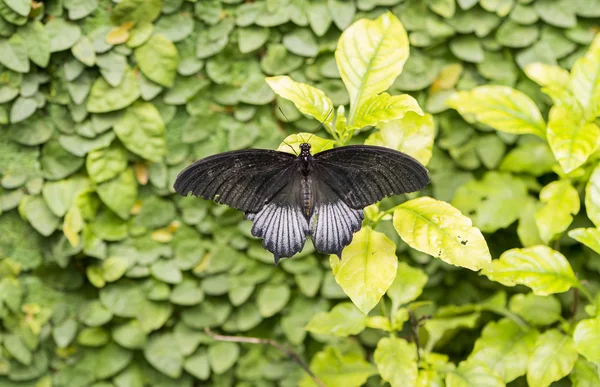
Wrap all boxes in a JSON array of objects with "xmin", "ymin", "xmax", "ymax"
[{"xmin": 1, "ymin": 0, "xmax": 600, "ymax": 386}]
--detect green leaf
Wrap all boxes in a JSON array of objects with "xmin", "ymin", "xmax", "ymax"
[
  {"xmin": 22, "ymin": 196, "xmax": 61, "ymax": 236},
  {"xmin": 535, "ymin": 180, "xmax": 580, "ymax": 243},
  {"xmin": 335, "ymin": 12, "xmax": 410, "ymax": 126},
  {"xmin": 574, "ymin": 317, "xmax": 600, "ymax": 363},
  {"xmin": 96, "ymin": 168, "xmax": 137, "ymax": 220},
  {"xmin": 366, "ymin": 112, "xmax": 435, "ymax": 165},
  {"xmin": 547, "ymin": 105, "xmax": 600, "ymax": 174},
  {"xmin": 386, "ymin": 262, "xmax": 428, "ymax": 313},
  {"xmin": 283, "ymin": 28, "xmax": 318, "ymax": 57},
  {"xmin": 570, "ymin": 358, "xmax": 600, "ymax": 387},
  {"xmin": 256, "ymin": 284, "xmax": 290, "ymax": 317},
  {"xmin": 483, "ymin": 245, "xmax": 579, "ymax": 295},
  {"xmin": 46, "ymin": 18, "xmax": 81, "ymax": 52},
  {"xmin": 110, "ymin": 0, "xmax": 162, "ymax": 25},
  {"xmin": 112, "ymin": 320, "xmax": 147, "ymax": 349},
  {"xmin": 277, "ymin": 133, "xmax": 336, "ymax": 155},
  {"xmin": 53, "ymin": 318, "xmax": 78, "ymax": 348},
  {"xmin": 151, "ymin": 259, "xmax": 182, "ymax": 284},
  {"xmin": 509, "ymin": 293, "xmax": 562, "ymax": 326},
  {"xmin": 265, "ymin": 75, "xmax": 334, "ymax": 129},
  {"xmin": 3, "ymin": 0, "xmax": 30, "ymax": 16},
  {"xmin": 534, "ymin": 0, "xmax": 576, "ymax": 28},
  {"xmin": 571, "ymin": 42, "xmax": 600, "ymax": 121},
  {"xmin": 499, "ymin": 139, "xmax": 556, "ymax": 176},
  {"xmin": 330, "ymin": 226, "xmax": 398, "ymax": 314},
  {"xmin": 569, "ymin": 228, "xmax": 600, "ymax": 255},
  {"xmin": 238, "ymin": 26, "xmax": 270, "ymax": 53},
  {"xmin": 9, "ymin": 96, "xmax": 37, "ymax": 124},
  {"xmin": 450, "ymin": 35, "xmax": 484, "ymax": 63},
  {"xmin": 301, "ymin": 346, "xmax": 376, "ymax": 387},
  {"xmin": 144, "ymin": 333, "xmax": 183, "ymax": 378},
  {"xmin": 208, "ymin": 342, "xmax": 239, "ymax": 375},
  {"xmin": 446, "ymin": 361, "xmax": 504, "ymax": 387},
  {"xmin": 447, "ymin": 86, "xmax": 546, "ymax": 138},
  {"xmin": 305, "ymin": 302, "xmax": 367, "ymax": 337},
  {"xmin": 17, "ymin": 21, "xmax": 50, "ymax": 67},
  {"xmin": 135, "ymin": 35, "xmax": 178, "ymax": 87},
  {"xmin": 64, "ymin": 0, "xmax": 98, "ymax": 19},
  {"xmin": 4, "ymin": 334, "xmax": 31, "ymax": 365},
  {"xmin": 86, "ymin": 143, "xmax": 128, "ymax": 184},
  {"xmin": 87, "ymin": 67, "xmax": 140, "ymax": 113},
  {"xmin": 524, "ymin": 62, "xmax": 570, "ymax": 90},
  {"xmin": 42, "ymin": 176, "xmax": 89, "ymax": 217},
  {"xmin": 184, "ymin": 348, "xmax": 210, "ymax": 380},
  {"xmin": 394, "ymin": 197, "xmax": 491, "ymax": 271},
  {"xmin": 468, "ymin": 318, "xmax": 538, "ymax": 382},
  {"xmin": 586, "ymin": 162, "xmax": 600, "ymax": 227},
  {"xmin": 374, "ymin": 337, "xmax": 418, "ymax": 387},
  {"xmin": 0, "ymin": 34, "xmax": 28, "ymax": 73},
  {"xmin": 527, "ymin": 329, "xmax": 578, "ymax": 387},
  {"xmin": 114, "ymin": 102, "xmax": 166, "ymax": 162},
  {"xmin": 349, "ymin": 92, "xmax": 423, "ymax": 131}
]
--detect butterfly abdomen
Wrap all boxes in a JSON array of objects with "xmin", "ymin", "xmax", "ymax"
[{"xmin": 301, "ymin": 175, "xmax": 313, "ymax": 217}]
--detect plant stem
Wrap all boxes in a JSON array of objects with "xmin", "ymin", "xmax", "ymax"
[
  {"xmin": 577, "ymin": 283, "xmax": 595, "ymax": 304},
  {"xmin": 204, "ymin": 328, "xmax": 325, "ymax": 387}
]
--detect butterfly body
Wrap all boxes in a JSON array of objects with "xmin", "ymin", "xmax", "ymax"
[{"xmin": 174, "ymin": 142, "xmax": 429, "ymax": 263}]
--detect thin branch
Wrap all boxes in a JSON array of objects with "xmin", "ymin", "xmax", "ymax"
[
  {"xmin": 571, "ymin": 287, "xmax": 580, "ymax": 322},
  {"xmin": 204, "ymin": 328, "xmax": 326, "ymax": 387}
]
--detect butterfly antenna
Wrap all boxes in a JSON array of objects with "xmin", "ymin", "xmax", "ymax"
[
  {"xmin": 313, "ymin": 109, "xmax": 333, "ymax": 134},
  {"xmin": 283, "ymin": 140, "xmax": 298, "ymax": 156}
]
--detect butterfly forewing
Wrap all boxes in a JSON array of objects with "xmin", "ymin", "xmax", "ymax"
[
  {"xmin": 313, "ymin": 145, "xmax": 430, "ymax": 209},
  {"xmin": 173, "ymin": 149, "xmax": 297, "ymax": 212}
]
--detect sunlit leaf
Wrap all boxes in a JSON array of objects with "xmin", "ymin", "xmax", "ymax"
[
  {"xmin": 300, "ymin": 345, "xmax": 377, "ymax": 387},
  {"xmin": 483, "ymin": 245, "xmax": 579, "ymax": 295},
  {"xmin": 446, "ymin": 361, "xmax": 504, "ymax": 387},
  {"xmin": 570, "ymin": 42, "xmax": 600, "ymax": 121},
  {"xmin": 570, "ymin": 358, "xmax": 600, "ymax": 387},
  {"xmin": 330, "ymin": 226, "xmax": 398, "ymax": 314},
  {"xmin": 349, "ymin": 92, "xmax": 423, "ymax": 130},
  {"xmin": 524, "ymin": 62, "xmax": 570, "ymax": 89},
  {"xmin": 509, "ymin": 293, "xmax": 562, "ymax": 326},
  {"xmin": 386, "ymin": 261, "xmax": 428, "ymax": 313},
  {"xmin": 305, "ymin": 302, "xmax": 367, "ymax": 337},
  {"xmin": 374, "ymin": 337, "xmax": 418, "ymax": 387},
  {"xmin": 573, "ymin": 317, "xmax": 600, "ymax": 364},
  {"xmin": 113, "ymin": 102, "xmax": 166, "ymax": 163},
  {"xmin": 393, "ymin": 197, "xmax": 491, "ymax": 271},
  {"xmin": 134, "ymin": 35, "xmax": 178, "ymax": 87},
  {"xmin": 585, "ymin": 162, "xmax": 600, "ymax": 227},
  {"xmin": 527, "ymin": 329, "xmax": 578, "ymax": 387},
  {"xmin": 534, "ymin": 180, "xmax": 580, "ymax": 243}
]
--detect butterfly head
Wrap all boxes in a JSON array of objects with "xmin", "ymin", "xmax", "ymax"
[{"xmin": 299, "ymin": 143, "xmax": 311, "ymax": 159}]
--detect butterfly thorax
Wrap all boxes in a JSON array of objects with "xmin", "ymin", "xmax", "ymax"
[{"xmin": 298, "ymin": 143, "xmax": 314, "ymax": 216}]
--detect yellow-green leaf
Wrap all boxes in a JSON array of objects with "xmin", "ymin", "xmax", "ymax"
[
  {"xmin": 570, "ymin": 44, "xmax": 600, "ymax": 121},
  {"xmin": 569, "ymin": 228, "xmax": 600, "ymax": 255},
  {"xmin": 335, "ymin": 12, "xmax": 410, "ymax": 125},
  {"xmin": 386, "ymin": 261, "xmax": 428, "ymax": 313},
  {"xmin": 585, "ymin": 163, "xmax": 600, "ymax": 227},
  {"xmin": 305, "ymin": 302, "xmax": 366, "ymax": 337},
  {"xmin": 483, "ymin": 246, "xmax": 579, "ymax": 295},
  {"xmin": 547, "ymin": 105, "xmax": 600, "ymax": 174},
  {"xmin": 534, "ymin": 180, "xmax": 580, "ymax": 243},
  {"xmin": 573, "ymin": 317, "xmax": 600, "ymax": 364},
  {"xmin": 329, "ymin": 226, "xmax": 398, "ymax": 315},
  {"xmin": 570, "ymin": 358, "xmax": 600, "ymax": 387},
  {"xmin": 524, "ymin": 62, "xmax": 570, "ymax": 89},
  {"xmin": 393, "ymin": 197, "xmax": 491, "ymax": 271},
  {"xmin": 265, "ymin": 76, "xmax": 334, "ymax": 129},
  {"xmin": 365, "ymin": 111, "xmax": 434, "ymax": 165},
  {"xmin": 374, "ymin": 337, "xmax": 418, "ymax": 387},
  {"xmin": 446, "ymin": 361, "xmax": 504, "ymax": 387},
  {"xmin": 277, "ymin": 133, "xmax": 335, "ymax": 155},
  {"xmin": 467, "ymin": 318, "xmax": 539, "ymax": 383},
  {"xmin": 348, "ymin": 92, "xmax": 423, "ymax": 130},
  {"xmin": 447, "ymin": 85, "xmax": 546, "ymax": 138},
  {"xmin": 300, "ymin": 346, "xmax": 377, "ymax": 387},
  {"xmin": 527, "ymin": 330, "xmax": 578, "ymax": 387}
]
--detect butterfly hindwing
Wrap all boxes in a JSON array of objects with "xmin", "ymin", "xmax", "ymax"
[
  {"xmin": 313, "ymin": 145, "xmax": 430, "ymax": 209},
  {"xmin": 173, "ymin": 149, "xmax": 297, "ymax": 212},
  {"xmin": 245, "ymin": 169, "xmax": 309, "ymax": 262}
]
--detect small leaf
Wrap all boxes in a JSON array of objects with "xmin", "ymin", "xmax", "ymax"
[
  {"xmin": 534, "ymin": 180, "xmax": 580, "ymax": 243},
  {"xmin": 527, "ymin": 329, "xmax": 578, "ymax": 387},
  {"xmin": 349, "ymin": 93, "xmax": 423, "ymax": 130},
  {"xmin": 585, "ymin": 162, "xmax": 600, "ymax": 227},
  {"xmin": 266, "ymin": 75, "xmax": 334, "ymax": 129},
  {"xmin": 330, "ymin": 226, "xmax": 398, "ymax": 314},
  {"xmin": 483, "ymin": 245, "xmax": 579, "ymax": 295},
  {"xmin": 467, "ymin": 318, "xmax": 538, "ymax": 382},
  {"xmin": 46, "ymin": 18, "xmax": 81, "ymax": 53},
  {"xmin": 134, "ymin": 35, "xmax": 178, "ymax": 87},
  {"xmin": 547, "ymin": 105, "xmax": 600, "ymax": 174},
  {"xmin": 305, "ymin": 302, "xmax": 367, "ymax": 337},
  {"xmin": 446, "ymin": 361, "xmax": 504, "ymax": 387},
  {"xmin": 208, "ymin": 342, "xmax": 239, "ymax": 375},
  {"xmin": 386, "ymin": 262, "xmax": 428, "ymax": 313},
  {"xmin": 573, "ymin": 317, "xmax": 600, "ymax": 363},
  {"xmin": 374, "ymin": 337, "xmax": 418, "ymax": 387},
  {"xmin": 277, "ymin": 133, "xmax": 336, "ymax": 155},
  {"xmin": 335, "ymin": 12, "xmax": 410, "ymax": 125},
  {"xmin": 111, "ymin": 0, "xmax": 162, "ymax": 25},
  {"xmin": 570, "ymin": 32, "xmax": 600, "ymax": 120},
  {"xmin": 96, "ymin": 168, "xmax": 137, "ymax": 220},
  {"xmin": 256, "ymin": 284, "xmax": 290, "ymax": 317},
  {"xmin": 569, "ymin": 227, "xmax": 600, "ymax": 255},
  {"xmin": 0, "ymin": 34, "xmax": 28, "ymax": 73},
  {"xmin": 17, "ymin": 21, "xmax": 50, "ymax": 67},
  {"xmin": 393, "ymin": 197, "xmax": 491, "ymax": 271},
  {"xmin": 113, "ymin": 101, "xmax": 166, "ymax": 162},
  {"xmin": 144, "ymin": 333, "xmax": 183, "ymax": 378},
  {"xmin": 509, "ymin": 293, "xmax": 562, "ymax": 326},
  {"xmin": 86, "ymin": 143, "xmax": 128, "ymax": 184},
  {"xmin": 447, "ymin": 86, "xmax": 546, "ymax": 138},
  {"xmin": 301, "ymin": 346, "xmax": 376, "ymax": 387},
  {"xmin": 87, "ymin": 67, "xmax": 140, "ymax": 113}
]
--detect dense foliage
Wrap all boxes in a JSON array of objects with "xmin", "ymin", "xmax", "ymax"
[{"xmin": 1, "ymin": 0, "xmax": 600, "ymax": 386}]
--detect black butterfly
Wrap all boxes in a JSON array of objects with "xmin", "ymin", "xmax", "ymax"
[{"xmin": 174, "ymin": 143, "xmax": 429, "ymax": 263}]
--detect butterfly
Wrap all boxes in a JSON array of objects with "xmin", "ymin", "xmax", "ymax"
[{"xmin": 173, "ymin": 142, "xmax": 429, "ymax": 263}]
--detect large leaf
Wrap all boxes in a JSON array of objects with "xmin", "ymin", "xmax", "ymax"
[
  {"xmin": 445, "ymin": 361, "xmax": 504, "ymax": 387},
  {"xmin": 570, "ymin": 358, "xmax": 600, "ymax": 387},
  {"xmin": 277, "ymin": 133, "xmax": 336, "ymax": 155},
  {"xmin": 113, "ymin": 102, "xmax": 166, "ymax": 162},
  {"xmin": 573, "ymin": 317, "xmax": 600, "ymax": 364},
  {"xmin": 374, "ymin": 337, "xmax": 418, "ymax": 387},
  {"xmin": 468, "ymin": 318, "xmax": 538, "ymax": 382},
  {"xmin": 569, "ymin": 228, "xmax": 600, "ymax": 255},
  {"xmin": 329, "ymin": 226, "xmax": 398, "ymax": 314},
  {"xmin": 570, "ymin": 43, "xmax": 600, "ymax": 121},
  {"xmin": 265, "ymin": 76, "xmax": 334, "ymax": 128},
  {"xmin": 96, "ymin": 168, "xmax": 138, "ymax": 220},
  {"xmin": 447, "ymin": 86, "xmax": 546, "ymax": 138},
  {"xmin": 527, "ymin": 330, "xmax": 578, "ymax": 387},
  {"xmin": 335, "ymin": 12, "xmax": 410, "ymax": 125},
  {"xmin": 393, "ymin": 197, "xmax": 491, "ymax": 271},
  {"xmin": 585, "ymin": 162, "xmax": 600, "ymax": 227},
  {"xmin": 305, "ymin": 302, "xmax": 367, "ymax": 337},
  {"xmin": 524, "ymin": 62, "xmax": 570, "ymax": 90},
  {"xmin": 301, "ymin": 346, "xmax": 377, "ymax": 387},
  {"xmin": 385, "ymin": 261, "xmax": 428, "ymax": 313},
  {"xmin": 483, "ymin": 245, "xmax": 579, "ymax": 295},
  {"xmin": 547, "ymin": 105, "xmax": 600, "ymax": 174},
  {"xmin": 348, "ymin": 92, "xmax": 423, "ymax": 130},
  {"xmin": 366, "ymin": 112, "xmax": 435, "ymax": 165},
  {"xmin": 534, "ymin": 180, "xmax": 580, "ymax": 243}
]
